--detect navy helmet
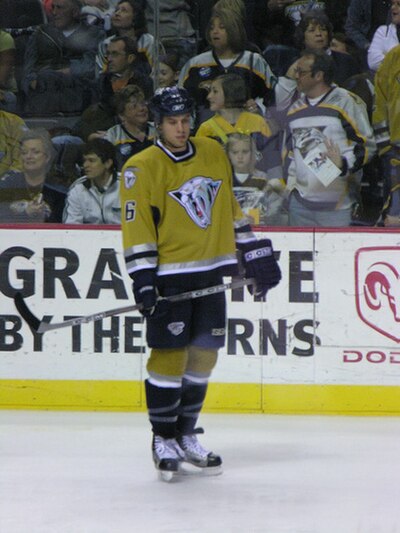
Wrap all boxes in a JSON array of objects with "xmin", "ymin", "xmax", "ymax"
[{"xmin": 149, "ymin": 86, "xmax": 194, "ymax": 124}]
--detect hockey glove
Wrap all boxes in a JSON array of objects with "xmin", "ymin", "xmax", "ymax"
[
  {"xmin": 241, "ymin": 239, "xmax": 281, "ymax": 298},
  {"xmin": 132, "ymin": 269, "xmax": 159, "ymax": 318}
]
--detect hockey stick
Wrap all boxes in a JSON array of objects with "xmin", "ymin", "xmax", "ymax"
[{"xmin": 14, "ymin": 277, "xmax": 255, "ymax": 334}]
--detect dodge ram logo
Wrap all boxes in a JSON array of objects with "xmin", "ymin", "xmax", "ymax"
[{"xmin": 355, "ymin": 247, "xmax": 400, "ymax": 342}]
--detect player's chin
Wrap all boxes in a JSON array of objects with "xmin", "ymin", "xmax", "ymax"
[{"xmin": 174, "ymin": 138, "xmax": 188, "ymax": 148}]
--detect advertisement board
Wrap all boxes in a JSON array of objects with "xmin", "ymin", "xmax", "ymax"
[{"xmin": 1, "ymin": 225, "xmax": 400, "ymax": 413}]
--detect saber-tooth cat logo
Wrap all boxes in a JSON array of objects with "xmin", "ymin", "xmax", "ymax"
[{"xmin": 168, "ymin": 177, "xmax": 221, "ymax": 229}]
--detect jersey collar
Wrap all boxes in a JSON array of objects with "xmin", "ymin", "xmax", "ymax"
[{"xmin": 156, "ymin": 139, "xmax": 196, "ymax": 162}]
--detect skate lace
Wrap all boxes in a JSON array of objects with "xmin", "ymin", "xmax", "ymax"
[
  {"xmin": 181, "ymin": 434, "xmax": 209, "ymax": 458},
  {"xmin": 154, "ymin": 436, "xmax": 184, "ymax": 460}
]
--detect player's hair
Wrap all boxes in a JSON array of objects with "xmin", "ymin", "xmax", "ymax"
[
  {"xmin": 302, "ymin": 48, "xmax": 335, "ymax": 84},
  {"xmin": 83, "ymin": 138, "xmax": 117, "ymax": 169},
  {"xmin": 114, "ymin": 84, "xmax": 145, "ymax": 115},
  {"xmin": 213, "ymin": 73, "xmax": 249, "ymax": 108},
  {"xmin": 294, "ymin": 9, "xmax": 333, "ymax": 49},
  {"xmin": 206, "ymin": 8, "xmax": 247, "ymax": 54},
  {"xmin": 116, "ymin": 0, "xmax": 148, "ymax": 38}
]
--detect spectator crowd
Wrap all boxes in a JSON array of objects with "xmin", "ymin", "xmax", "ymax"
[{"xmin": 1, "ymin": 0, "xmax": 399, "ymax": 227}]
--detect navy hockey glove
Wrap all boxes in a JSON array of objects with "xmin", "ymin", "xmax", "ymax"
[
  {"xmin": 132, "ymin": 270, "xmax": 159, "ymax": 318},
  {"xmin": 241, "ymin": 239, "xmax": 281, "ymax": 298}
]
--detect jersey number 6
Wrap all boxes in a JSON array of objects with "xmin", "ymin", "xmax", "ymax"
[{"xmin": 125, "ymin": 200, "xmax": 136, "ymax": 222}]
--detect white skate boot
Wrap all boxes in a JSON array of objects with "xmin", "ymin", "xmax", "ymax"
[
  {"xmin": 178, "ymin": 429, "xmax": 222, "ymax": 475},
  {"xmin": 152, "ymin": 435, "xmax": 184, "ymax": 482}
]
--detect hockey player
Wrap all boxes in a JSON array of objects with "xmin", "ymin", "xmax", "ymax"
[{"xmin": 119, "ymin": 86, "xmax": 281, "ymax": 480}]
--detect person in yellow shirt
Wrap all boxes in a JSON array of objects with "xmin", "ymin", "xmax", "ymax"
[
  {"xmin": 0, "ymin": 110, "xmax": 27, "ymax": 178},
  {"xmin": 196, "ymin": 73, "xmax": 281, "ymax": 180},
  {"xmin": 196, "ymin": 72, "xmax": 272, "ymax": 145}
]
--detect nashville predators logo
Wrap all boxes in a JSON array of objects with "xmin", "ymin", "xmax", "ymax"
[{"xmin": 168, "ymin": 177, "xmax": 222, "ymax": 229}]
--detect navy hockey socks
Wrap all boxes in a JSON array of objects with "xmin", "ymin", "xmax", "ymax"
[
  {"xmin": 176, "ymin": 377, "xmax": 208, "ymax": 435},
  {"xmin": 145, "ymin": 379, "xmax": 182, "ymax": 438}
]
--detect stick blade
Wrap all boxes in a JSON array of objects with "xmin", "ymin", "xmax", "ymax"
[{"xmin": 14, "ymin": 292, "xmax": 41, "ymax": 332}]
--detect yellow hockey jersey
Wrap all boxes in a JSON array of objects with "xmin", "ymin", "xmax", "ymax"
[
  {"xmin": 120, "ymin": 136, "xmax": 254, "ymax": 278},
  {"xmin": 373, "ymin": 45, "xmax": 400, "ymax": 154},
  {"xmin": 195, "ymin": 111, "xmax": 272, "ymax": 144}
]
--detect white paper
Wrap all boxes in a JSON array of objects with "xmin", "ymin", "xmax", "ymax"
[{"xmin": 303, "ymin": 143, "xmax": 341, "ymax": 187}]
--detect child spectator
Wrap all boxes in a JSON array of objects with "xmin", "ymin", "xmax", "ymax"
[
  {"xmin": 226, "ymin": 132, "xmax": 287, "ymax": 226},
  {"xmin": 158, "ymin": 53, "xmax": 180, "ymax": 88}
]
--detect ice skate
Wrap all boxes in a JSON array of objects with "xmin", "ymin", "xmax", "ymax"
[
  {"xmin": 152, "ymin": 435, "xmax": 184, "ymax": 482},
  {"xmin": 178, "ymin": 429, "xmax": 222, "ymax": 476}
]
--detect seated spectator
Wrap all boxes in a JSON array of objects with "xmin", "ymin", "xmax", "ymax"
[
  {"xmin": 195, "ymin": 73, "xmax": 280, "ymax": 178},
  {"xmin": 96, "ymin": 0, "xmax": 154, "ymax": 75},
  {"xmin": 345, "ymin": 0, "xmax": 391, "ymax": 68},
  {"xmin": 0, "ymin": 109, "xmax": 27, "ymax": 178},
  {"xmin": 178, "ymin": 7, "xmax": 276, "ymax": 125},
  {"xmin": 73, "ymin": 35, "xmax": 153, "ymax": 141},
  {"xmin": 368, "ymin": 0, "xmax": 400, "ymax": 72},
  {"xmin": 63, "ymin": 138, "xmax": 121, "ymax": 223},
  {"xmin": 21, "ymin": 0, "xmax": 105, "ymax": 115},
  {"xmin": 158, "ymin": 53, "xmax": 180, "ymax": 88},
  {"xmin": 0, "ymin": 128, "xmax": 66, "ymax": 223},
  {"xmin": 226, "ymin": 132, "xmax": 287, "ymax": 226},
  {"xmin": 96, "ymin": 35, "xmax": 153, "ymax": 99},
  {"xmin": 276, "ymin": 10, "xmax": 361, "ymax": 112},
  {"xmin": 144, "ymin": 0, "xmax": 197, "ymax": 68},
  {"xmin": 0, "ymin": 29, "xmax": 18, "ymax": 113},
  {"xmin": 104, "ymin": 84, "xmax": 153, "ymax": 170}
]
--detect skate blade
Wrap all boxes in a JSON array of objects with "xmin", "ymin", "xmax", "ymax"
[
  {"xmin": 180, "ymin": 463, "xmax": 223, "ymax": 477},
  {"xmin": 158, "ymin": 469, "xmax": 179, "ymax": 483}
]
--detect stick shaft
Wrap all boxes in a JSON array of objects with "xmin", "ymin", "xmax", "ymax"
[{"xmin": 14, "ymin": 278, "xmax": 255, "ymax": 333}]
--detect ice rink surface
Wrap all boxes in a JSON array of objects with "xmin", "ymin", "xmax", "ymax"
[{"xmin": 1, "ymin": 410, "xmax": 400, "ymax": 533}]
